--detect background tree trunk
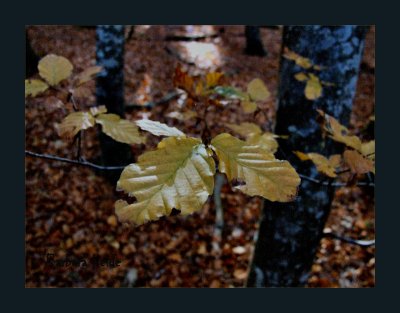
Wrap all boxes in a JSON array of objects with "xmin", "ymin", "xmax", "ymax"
[
  {"xmin": 247, "ymin": 26, "xmax": 369, "ymax": 287},
  {"xmin": 96, "ymin": 25, "xmax": 132, "ymax": 182},
  {"xmin": 25, "ymin": 30, "xmax": 39, "ymax": 78},
  {"xmin": 245, "ymin": 26, "xmax": 267, "ymax": 56}
]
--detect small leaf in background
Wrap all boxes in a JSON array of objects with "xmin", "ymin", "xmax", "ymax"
[
  {"xmin": 317, "ymin": 110, "xmax": 362, "ymax": 151},
  {"xmin": 58, "ymin": 112, "xmax": 95, "ymax": 138},
  {"xmin": 25, "ymin": 79, "xmax": 49, "ymax": 98},
  {"xmin": 294, "ymin": 72, "xmax": 308, "ymax": 82},
  {"xmin": 241, "ymin": 101, "xmax": 258, "ymax": 113},
  {"xmin": 225, "ymin": 122, "xmax": 262, "ymax": 137},
  {"xmin": 305, "ymin": 74, "xmax": 322, "ymax": 100},
  {"xmin": 283, "ymin": 47, "xmax": 313, "ymax": 69},
  {"xmin": 213, "ymin": 86, "xmax": 248, "ymax": 100},
  {"xmin": 136, "ymin": 119, "xmax": 185, "ymax": 137},
  {"xmin": 294, "ymin": 151, "xmax": 341, "ymax": 178},
  {"xmin": 343, "ymin": 150, "xmax": 374, "ymax": 175},
  {"xmin": 247, "ymin": 78, "xmax": 270, "ymax": 101},
  {"xmin": 38, "ymin": 54, "xmax": 73, "ymax": 86},
  {"xmin": 96, "ymin": 114, "xmax": 145, "ymax": 144},
  {"xmin": 173, "ymin": 65, "xmax": 194, "ymax": 95},
  {"xmin": 166, "ymin": 110, "xmax": 198, "ymax": 121},
  {"xmin": 116, "ymin": 136, "xmax": 216, "ymax": 225},
  {"xmin": 89, "ymin": 105, "xmax": 107, "ymax": 117},
  {"xmin": 361, "ymin": 140, "xmax": 375, "ymax": 161},
  {"xmin": 246, "ymin": 132, "xmax": 279, "ymax": 154},
  {"xmin": 76, "ymin": 66, "xmax": 103, "ymax": 86},
  {"xmin": 211, "ymin": 133, "xmax": 300, "ymax": 202},
  {"xmin": 205, "ymin": 72, "xmax": 223, "ymax": 88}
]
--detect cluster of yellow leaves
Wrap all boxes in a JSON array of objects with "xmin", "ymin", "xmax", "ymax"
[
  {"xmin": 283, "ymin": 47, "xmax": 314, "ymax": 69},
  {"xmin": 58, "ymin": 106, "xmax": 145, "ymax": 145},
  {"xmin": 25, "ymin": 54, "xmax": 102, "ymax": 98},
  {"xmin": 294, "ymin": 151, "xmax": 341, "ymax": 178},
  {"xmin": 295, "ymin": 111, "xmax": 375, "ymax": 178},
  {"xmin": 115, "ymin": 122, "xmax": 300, "ymax": 225}
]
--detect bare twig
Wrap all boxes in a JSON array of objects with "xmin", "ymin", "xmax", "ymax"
[
  {"xmin": 213, "ymin": 173, "xmax": 225, "ymax": 238},
  {"xmin": 298, "ymin": 174, "xmax": 374, "ymax": 187},
  {"xmin": 125, "ymin": 90, "xmax": 183, "ymax": 110},
  {"xmin": 25, "ymin": 150, "xmax": 127, "ymax": 171},
  {"xmin": 323, "ymin": 231, "xmax": 375, "ymax": 247}
]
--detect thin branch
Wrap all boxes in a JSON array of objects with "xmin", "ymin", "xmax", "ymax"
[
  {"xmin": 125, "ymin": 90, "xmax": 183, "ymax": 110},
  {"xmin": 165, "ymin": 33, "xmax": 219, "ymax": 42},
  {"xmin": 69, "ymin": 94, "xmax": 83, "ymax": 160},
  {"xmin": 323, "ymin": 231, "xmax": 375, "ymax": 247},
  {"xmin": 298, "ymin": 174, "xmax": 374, "ymax": 187},
  {"xmin": 213, "ymin": 173, "xmax": 225, "ymax": 238},
  {"xmin": 25, "ymin": 150, "xmax": 126, "ymax": 171}
]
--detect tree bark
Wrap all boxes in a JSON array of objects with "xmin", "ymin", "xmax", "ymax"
[
  {"xmin": 96, "ymin": 25, "xmax": 132, "ymax": 182},
  {"xmin": 247, "ymin": 26, "xmax": 369, "ymax": 287},
  {"xmin": 245, "ymin": 26, "xmax": 267, "ymax": 56}
]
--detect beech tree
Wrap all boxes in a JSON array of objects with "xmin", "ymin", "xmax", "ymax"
[
  {"xmin": 96, "ymin": 25, "xmax": 131, "ymax": 180},
  {"xmin": 247, "ymin": 25, "xmax": 370, "ymax": 287}
]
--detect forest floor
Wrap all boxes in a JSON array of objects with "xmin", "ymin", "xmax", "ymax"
[{"xmin": 25, "ymin": 25, "xmax": 375, "ymax": 287}]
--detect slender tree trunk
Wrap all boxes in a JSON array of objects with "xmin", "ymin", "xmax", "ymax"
[
  {"xmin": 247, "ymin": 26, "xmax": 369, "ymax": 287},
  {"xmin": 25, "ymin": 30, "xmax": 39, "ymax": 78},
  {"xmin": 96, "ymin": 25, "xmax": 132, "ymax": 182},
  {"xmin": 245, "ymin": 26, "xmax": 267, "ymax": 56}
]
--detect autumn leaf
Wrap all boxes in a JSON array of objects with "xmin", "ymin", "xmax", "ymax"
[
  {"xmin": 361, "ymin": 140, "xmax": 375, "ymax": 161},
  {"xmin": 294, "ymin": 151, "xmax": 341, "ymax": 178},
  {"xmin": 89, "ymin": 105, "xmax": 107, "ymax": 116},
  {"xmin": 136, "ymin": 119, "xmax": 185, "ymax": 137},
  {"xmin": 75, "ymin": 66, "xmax": 103, "ymax": 86},
  {"xmin": 317, "ymin": 110, "xmax": 362, "ymax": 151},
  {"xmin": 173, "ymin": 65, "xmax": 194, "ymax": 95},
  {"xmin": 38, "ymin": 54, "xmax": 73, "ymax": 86},
  {"xmin": 25, "ymin": 79, "xmax": 49, "ymax": 98},
  {"xmin": 58, "ymin": 112, "xmax": 95, "ymax": 138},
  {"xmin": 246, "ymin": 132, "xmax": 279, "ymax": 154},
  {"xmin": 225, "ymin": 122, "xmax": 261, "ymax": 137},
  {"xmin": 283, "ymin": 47, "xmax": 313, "ymax": 69},
  {"xmin": 205, "ymin": 72, "xmax": 223, "ymax": 88},
  {"xmin": 241, "ymin": 101, "xmax": 258, "ymax": 113},
  {"xmin": 343, "ymin": 150, "xmax": 374, "ymax": 175},
  {"xmin": 294, "ymin": 72, "xmax": 308, "ymax": 82},
  {"xmin": 116, "ymin": 136, "xmax": 216, "ymax": 225},
  {"xmin": 305, "ymin": 74, "xmax": 322, "ymax": 100},
  {"xmin": 211, "ymin": 133, "xmax": 300, "ymax": 202},
  {"xmin": 96, "ymin": 113, "xmax": 145, "ymax": 144},
  {"xmin": 213, "ymin": 86, "xmax": 249, "ymax": 100},
  {"xmin": 247, "ymin": 78, "xmax": 270, "ymax": 101}
]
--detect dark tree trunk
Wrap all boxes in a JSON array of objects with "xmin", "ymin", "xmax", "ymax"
[
  {"xmin": 25, "ymin": 30, "xmax": 39, "ymax": 78},
  {"xmin": 247, "ymin": 26, "xmax": 369, "ymax": 287},
  {"xmin": 245, "ymin": 26, "xmax": 267, "ymax": 56},
  {"xmin": 96, "ymin": 25, "xmax": 132, "ymax": 182}
]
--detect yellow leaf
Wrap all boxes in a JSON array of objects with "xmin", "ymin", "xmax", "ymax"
[
  {"xmin": 166, "ymin": 110, "xmax": 198, "ymax": 121},
  {"xmin": 294, "ymin": 72, "xmax": 308, "ymax": 82},
  {"xmin": 25, "ymin": 79, "xmax": 48, "ymax": 98},
  {"xmin": 58, "ymin": 112, "xmax": 95, "ymax": 138},
  {"xmin": 89, "ymin": 105, "xmax": 107, "ymax": 116},
  {"xmin": 305, "ymin": 74, "xmax": 322, "ymax": 100},
  {"xmin": 294, "ymin": 151, "xmax": 341, "ymax": 178},
  {"xmin": 211, "ymin": 133, "xmax": 300, "ymax": 202},
  {"xmin": 225, "ymin": 122, "xmax": 262, "ymax": 137},
  {"xmin": 38, "ymin": 54, "xmax": 73, "ymax": 86},
  {"xmin": 246, "ymin": 132, "xmax": 279, "ymax": 154},
  {"xmin": 361, "ymin": 140, "xmax": 375, "ymax": 161},
  {"xmin": 241, "ymin": 101, "xmax": 258, "ymax": 113},
  {"xmin": 116, "ymin": 136, "xmax": 216, "ymax": 225},
  {"xmin": 343, "ymin": 150, "xmax": 374, "ymax": 175},
  {"xmin": 96, "ymin": 114, "xmax": 145, "ymax": 144},
  {"xmin": 317, "ymin": 110, "xmax": 362, "ymax": 151},
  {"xmin": 76, "ymin": 66, "xmax": 103, "ymax": 85},
  {"xmin": 283, "ymin": 47, "xmax": 313, "ymax": 69},
  {"xmin": 247, "ymin": 78, "xmax": 270, "ymax": 101},
  {"xmin": 136, "ymin": 119, "xmax": 185, "ymax": 137},
  {"xmin": 205, "ymin": 72, "xmax": 223, "ymax": 88}
]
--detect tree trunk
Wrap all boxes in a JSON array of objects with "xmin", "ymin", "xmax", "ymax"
[
  {"xmin": 25, "ymin": 30, "xmax": 39, "ymax": 78},
  {"xmin": 96, "ymin": 25, "xmax": 132, "ymax": 182},
  {"xmin": 245, "ymin": 26, "xmax": 267, "ymax": 56},
  {"xmin": 247, "ymin": 26, "xmax": 369, "ymax": 287}
]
